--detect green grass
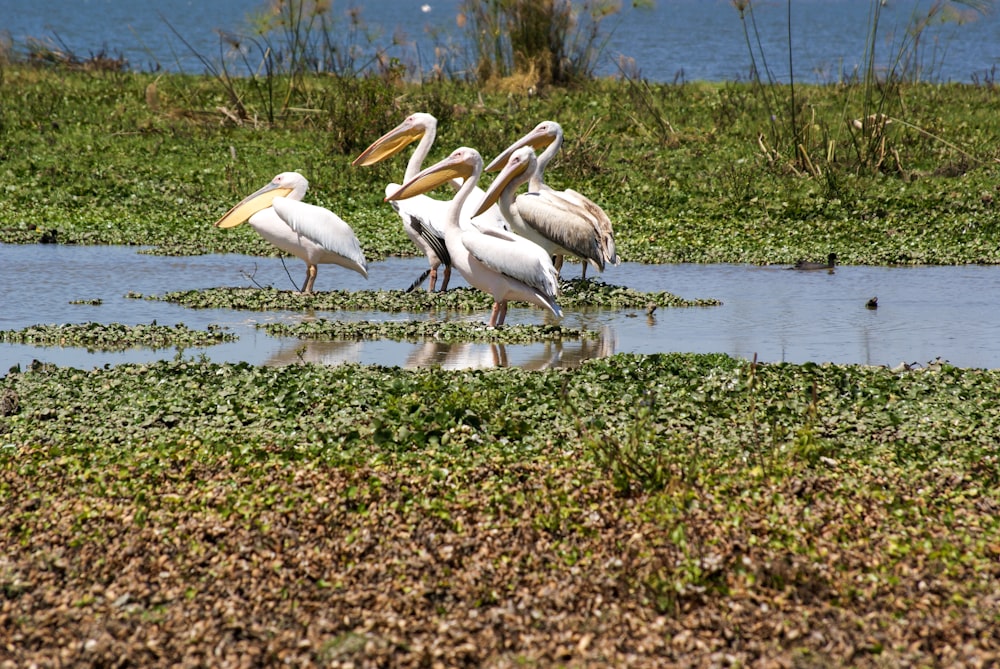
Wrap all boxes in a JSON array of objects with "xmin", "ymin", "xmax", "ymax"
[
  {"xmin": 131, "ymin": 279, "xmax": 719, "ymax": 312},
  {"xmin": 0, "ymin": 322, "xmax": 235, "ymax": 350},
  {"xmin": 2, "ymin": 67, "xmax": 1000, "ymax": 265}
]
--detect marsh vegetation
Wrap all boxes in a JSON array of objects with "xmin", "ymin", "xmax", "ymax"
[{"xmin": 2, "ymin": 1, "xmax": 1000, "ymax": 665}]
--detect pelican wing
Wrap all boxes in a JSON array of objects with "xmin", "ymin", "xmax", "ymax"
[
  {"xmin": 557, "ymin": 188, "xmax": 618, "ymax": 265},
  {"xmin": 383, "ymin": 184, "xmax": 449, "ymax": 238},
  {"xmin": 406, "ymin": 210, "xmax": 450, "ymax": 265},
  {"xmin": 272, "ymin": 197, "xmax": 367, "ymax": 267},
  {"xmin": 515, "ymin": 192, "xmax": 604, "ymax": 271},
  {"xmin": 462, "ymin": 228, "xmax": 559, "ymax": 296}
]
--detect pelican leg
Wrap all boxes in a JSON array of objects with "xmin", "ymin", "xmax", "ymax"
[
  {"xmin": 581, "ymin": 261, "xmax": 588, "ymax": 280},
  {"xmin": 496, "ymin": 301, "xmax": 508, "ymax": 326},
  {"xmin": 428, "ymin": 267, "xmax": 438, "ymax": 292},
  {"xmin": 301, "ymin": 264, "xmax": 318, "ymax": 294},
  {"xmin": 488, "ymin": 302, "xmax": 501, "ymax": 327},
  {"xmin": 439, "ymin": 265, "xmax": 452, "ymax": 292}
]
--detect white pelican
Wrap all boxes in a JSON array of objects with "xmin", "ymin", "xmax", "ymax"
[
  {"xmin": 386, "ymin": 147, "xmax": 561, "ymax": 327},
  {"xmin": 213, "ymin": 172, "xmax": 368, "ymax": 294},
  {"xmin": 474, "ymin": 145, "xmax": 603, "ymax": 275},
  {"xmin": 486, "ymin": 120, "xmax": 619, "ymax": 277},
  {"xmin": 352, "ymin": 112, "xmax": 506, "ymax": 292}
]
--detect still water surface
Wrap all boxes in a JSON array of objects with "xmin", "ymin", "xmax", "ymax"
[
  {"xmin": 3, "ymin": 0, "xmax": 1000, "ymax": 83},
  {"xmin": 2, "ymin": 244, "xmax": 998, "ymax": 371}
]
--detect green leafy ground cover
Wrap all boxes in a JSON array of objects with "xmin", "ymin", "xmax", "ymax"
[
  {"xmin": 134, "ymin": 279, "xmax": 719, "ymax": 312},
  {"xmin": 2, "ymin": 68, "xmax": 1000, "ymax": 266},
  {"xmin": 0, "ymin": 322, "xmax": 235, "ymax": 351},
  {"xmin": 1, "ymin": 355, "xmax": 999, "ymax": 666},
  {"xmin": 260, "ymin": 320, "xmax": 599, "ymax": 344}
]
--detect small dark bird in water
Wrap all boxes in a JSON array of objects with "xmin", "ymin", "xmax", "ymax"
[
  {"xmin": 866, "ymin": 296, "xmax": 878, "ymax": 309},
  {"xmin": 790, "ymin": 252, "xmax": 837, "ymax": 271}
]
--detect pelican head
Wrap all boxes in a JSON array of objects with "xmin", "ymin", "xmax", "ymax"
[
  {"xmin": 485, "ymin": 120, "xmax": 563, "ymax": 172},
  {"xmin": 214, "ymin": 172, "xmax": 307, "ymax": 229},
  {"xmin": 352, "ymin": 112, "xmax": 437, "ymax": 167},
  {"xmin": 386, "ymin": 147, "xmax": 480, "ymax": 202},
  {"xmin": 474, "ymin": 146, "xmax": 536, "ymax": 218}
]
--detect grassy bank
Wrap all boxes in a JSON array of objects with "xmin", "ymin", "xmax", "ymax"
[{"xmin": 2, "ymin": 66, "xmax": 1000, "ymax": 265}]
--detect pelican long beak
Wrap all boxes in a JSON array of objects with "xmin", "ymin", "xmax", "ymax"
[
  {"xmin": 352, "ymin": 120, "xmax": 425, "ymax": 167},
  {"xmin": 386, "ymin": 152, "xmax": 474, "ymax": 201},
  {"xmin": 473, "ymin": 152, "xmax": 532, "ymax": 217},
  {"xmin": 485, "ymin": 128, "xmax": 553, "ymax": 172},
  {"xmin": 214, "ymin": 182, "xmax": 294, "ymax": 229}
]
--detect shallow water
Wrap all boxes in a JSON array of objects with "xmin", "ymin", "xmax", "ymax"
[{"xmin": 2, "ymin": 243, "xmax": 999, "ymax": 371}]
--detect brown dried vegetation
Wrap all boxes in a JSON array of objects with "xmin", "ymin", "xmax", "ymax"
[{"xmin": 2, "ymin": 356, "xmax": 1000, "ymax": 667}]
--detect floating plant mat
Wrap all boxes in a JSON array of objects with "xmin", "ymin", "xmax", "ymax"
[
  {"xmin": 261, "ymin": 320, "xmax": 598, "ymax": 343},
  {"xmin": 131, "ymin": 279, "xmax": 721, "ymax": 312},
  {"xmin": 0, "ymin": 322, "xmax": 236, "ymax": 350}
]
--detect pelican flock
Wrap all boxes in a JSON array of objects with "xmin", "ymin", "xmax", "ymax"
[
  {"xmin": 214, "ymin": 171, "xmax": 368, "ymax": 294},
  {"xmin": 351, "ymin": 112, "xmax": 507, "ymax": 292},
  {"xmin": 486, "ymin": 120, "xmax": 619, "ymax": 278},
  {"xmin": 475, "ymin": 145, "xmax": 603, "ymax": 276},
  {"xmin": 386, "ymin": 147, "xmax": 562, "ymax": 327},
  {"xmin": 214, "ymin": 116, "xmax": 619, "ymax": 326}
]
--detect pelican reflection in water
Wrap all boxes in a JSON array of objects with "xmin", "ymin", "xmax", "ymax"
[{"xmin": 404, "ymin": 325, "xmax": 617, "ymax": 370}]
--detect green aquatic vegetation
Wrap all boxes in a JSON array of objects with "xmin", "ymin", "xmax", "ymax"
[
  {"xmin": 0, "ymin": 322, "xmax": 236, "ymax": 351},
  {"xmin": 132, "ymin": 286, "xmax": 495, "ymax": 312},
  {"xmin": 261, "ymin": 319, "xmax": 598, "ymax": 343},
  {"xmin": 132, "ymin": 279, "xmax": 717, "ymax": 313},
  {"xmin": 3, "ymin": 353, "xmax": 998, "ymax": 472},
  {"xmin": 558, "ymin": 277, "xmax": 721, "ymax": 308}
]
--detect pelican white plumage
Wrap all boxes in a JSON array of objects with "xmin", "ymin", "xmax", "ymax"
[
  {"xmin": 386, "ymin": 147, "xmax": 561, "ymax": 327},
  {"xmin": 213, "ymin": 172, "xmax": 368, "ymax": 293},
  {"xmin": 352, "ymin": 112, "xmax": 507, "ymax": 292},
  {"xmin": 474, "ymin": 145, "xmax": 603, "ymax": 275},
  {"xmin": 486, "ymin": 120, "xmax": 619, "ymax": 277}
]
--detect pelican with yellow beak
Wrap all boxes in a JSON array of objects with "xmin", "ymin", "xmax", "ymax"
[
  {"xmin": 486, "ymin": 120, "xmax": 619, "ymax": 277},
  {"xmin": 213, "ymin": 172, "xmax": 368, "ymax": 293},
  {"xmin": 386, "ymin": 147, "xmax": 561, "ymax": 327},
  {"xmin": 474, "ymin": 145, "xmax": 603, "ymax": 275},
  {"xmin": 353, "ymin": 113, "xmax": 506, "ymax": 292}
]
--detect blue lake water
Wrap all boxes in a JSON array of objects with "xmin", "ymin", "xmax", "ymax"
[{"xmin": 3, "ymin": 0, "xmax": 1000, "ymax": 83}]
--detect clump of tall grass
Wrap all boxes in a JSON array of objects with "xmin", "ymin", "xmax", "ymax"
[
  {"xmin": 172, "ymin": 0, "xmax": 632, "ymax": 130},
  {"xmin": 731, "ymin": 0, "xmax": 994, "ymax": 179},
  {"xmin": 459, "ymin": 0, "xmax": 624, "ymax": 88},
  {"xmin": 156, "ymin": 0, "xmax": 421, "ymax": 125},
  {"xmin": 241, "ymin": 0, "xmax": 390, "ymax": 77},
  {"xmin": 3, "ymin": 34, "xmax": 128, "ymax": 73}
]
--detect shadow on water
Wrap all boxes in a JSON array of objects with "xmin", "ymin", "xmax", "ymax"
[{"xmin": 2, "ymin": 244, "xmax": 1000, "ymax": 370}]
